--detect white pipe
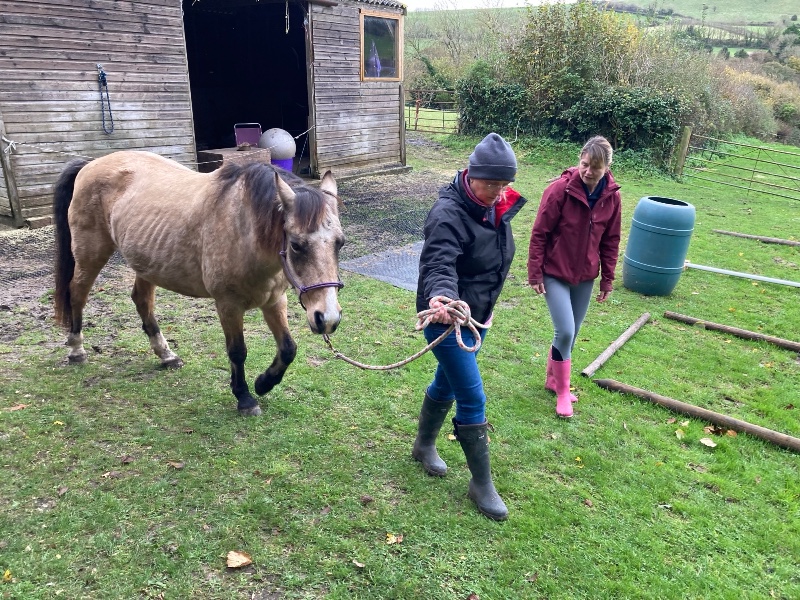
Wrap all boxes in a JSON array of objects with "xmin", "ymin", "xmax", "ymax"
[{"xmin": 684, "ymin": 261, "xmax": 800, "ymax": 288}]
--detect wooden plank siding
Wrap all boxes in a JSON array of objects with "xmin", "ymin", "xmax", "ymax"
[
  {"xmin": 0, "ymin": 0, "xmax": 195, "ymax": 222},
  {"xmin": 310, "ymin": 2, "xmax": 404, "ymax": 178},
  {"xmin": 0, "ymin": 0, "xmax": 408, "ymax": 226}
]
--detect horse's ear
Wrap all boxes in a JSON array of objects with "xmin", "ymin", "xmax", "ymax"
[
  {"xmin": 320, "ymin": 171, "xmax": 341, "ymax": 209},
  {"xmin": 274, "ymin": 171, "xmax": 296, "ymax": 212}
]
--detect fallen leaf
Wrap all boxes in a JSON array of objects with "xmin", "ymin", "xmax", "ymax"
[
  {"xmin": 525, "ymin": 572, "xmax": 539, "ymax": 583},
  {"xmin": 7, "ymin": 404, "xmax": 28, "ymax": 411},
  {"xmin": 467, "ymin": 594, "xmax": 479, "ymax": 600},
  {"xmin": 583, "ymin": 498, "xmax": 593, "ymax": 508},
  {"xmin": 53, "ymin": 420, "xmax": 65, "ymax": 426},
  {"xmin": 680, "ymin": 421, "xmax": 690, "ymax": 427},
  {"xmin": 3, "ymin": 569, "xmax": 11, "ymax": 583},
  {"xmin": 386, "ymin": 533, "xmax": 403, "ymax": 545},
  {"xmin": 167, "ymin": 461, "xmax": 185, "ymax": 470},
  {"xmin": 447, "ymin": 433, "xmax": 457, "ymax": 441},
  {"xmin": 320, "ymin": 506, "xmax": 331, "ymax": 515},
  {"xmin": 120, "ymin": 455, "xmax": 135, "ymax": 464},
  {"xmin": 666, "ymin": 418, "xmax": 677, "ymax": 424},
  {"xmin": 686, "ymin": 463, "xmax": 708, "ymax": 473},
  {"xmin": 726, "ymin": 430, "xmax": 737, "ymax": 437},
  {"xmin": 352, "ymin": 559, "xmax": 365, "ymax": 568},
  {"xmin": 101, "ymin": 471, "xmax": 123, "ymax": 479},
  {"xmin": 226, "ymin": 550, "xmax": 252, "ymax": 568},
  {"xmin": 360, "ymin": 495, "xmax": 374, "ymax": 505},
  {"xmin": 699, "ymin": 438, "xmax": 717, "ymax": 448},
  {"xmin": 57, "ymin": 486, "xmax": 68, "ymax": 497},
  {"xmin": 675, "ymin": 429, "xmax": 685, "ymax": 440}
]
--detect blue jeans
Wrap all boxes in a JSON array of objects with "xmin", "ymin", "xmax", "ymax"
[{"xmin": 423, "ymin": 323, "xmax": 489, "ymax": 425}]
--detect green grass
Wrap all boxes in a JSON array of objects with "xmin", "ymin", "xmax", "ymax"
[
  {"xmin": 405, "ymin": 106, "xmax": 459, "ymax": 134},
  {"xmin": 1, "ymin": 135, "xmax": 799, "ymax": 599}
]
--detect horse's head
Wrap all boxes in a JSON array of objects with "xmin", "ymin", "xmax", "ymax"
[{"xmin": 276, "ymin": 171, "xmax": 344, "ymax": 335}]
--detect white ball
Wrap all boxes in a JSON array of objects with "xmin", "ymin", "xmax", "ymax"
[{"xmin": 258, "ymin": 128, "xmax": 296, "ymax": 159}]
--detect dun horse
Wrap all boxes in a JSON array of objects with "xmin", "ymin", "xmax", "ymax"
[{"xmin": 53, "ymin": 151, "xmax": 344, "ymax": 416}]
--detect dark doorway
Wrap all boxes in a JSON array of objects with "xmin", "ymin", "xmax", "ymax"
[{"xmin": 182, "ymin": 0, "xmax": 310, "ymax": 161}]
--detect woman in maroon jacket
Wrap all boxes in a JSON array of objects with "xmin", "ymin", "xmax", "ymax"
[{"xmin": 527, "ymin": 136, "xmax": 622, "ymax": 418}]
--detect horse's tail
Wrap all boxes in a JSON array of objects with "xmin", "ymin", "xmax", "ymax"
[{"xmin": 53, "ymin": 159, "xmax": 90, "ymax": 328}]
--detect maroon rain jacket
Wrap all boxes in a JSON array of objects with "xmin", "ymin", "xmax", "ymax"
[{"xmin": 527, "ymin": 167, "xmax": 622, "ymax": 292}]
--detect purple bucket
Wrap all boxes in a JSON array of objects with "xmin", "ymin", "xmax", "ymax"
[{"xmin": 271, "ymin": 158, "xmax": 293, "ymax": 172}]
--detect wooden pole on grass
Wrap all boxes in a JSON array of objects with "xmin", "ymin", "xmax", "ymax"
[
  {"xmin": 581, "ymin": 312, "xmax": 651, "ymax": 378},
  {"xmin": 712, "ymin": 229, "xmax": 800, "ymax": 247},
  {"xmin": 594, "ymin": 379, "xmax": 800, "ymax": 453},
  {"xmin": 664, "ymin": 311, "xmax": 800, "ymax": 353}
]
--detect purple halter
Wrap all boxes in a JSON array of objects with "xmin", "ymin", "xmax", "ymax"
[{"xmin": 280, "ymin": 233, "xmax": 344, "ymax": 309}]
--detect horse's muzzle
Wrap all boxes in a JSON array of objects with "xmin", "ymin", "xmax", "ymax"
[{"xmin": 312, "ymin": 309, "xmax": 341, "ymax": 335}]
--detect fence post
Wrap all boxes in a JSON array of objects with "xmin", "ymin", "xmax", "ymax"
[
  {"xmin": 673, "ymin": 126, "xmax": 692, "ymax": 178},
  {"xmin": 0, "ymin": 108, "xmax": 24, "ymax": 228}
]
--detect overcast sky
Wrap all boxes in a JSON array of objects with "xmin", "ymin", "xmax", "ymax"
[{"xmin": 403, "ymin": 0, "xmax": 572, "ymax": 11}]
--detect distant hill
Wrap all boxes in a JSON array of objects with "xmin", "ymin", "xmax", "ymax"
[{"xmin": 602, "ymin": 0, "xmax": 798, "ymax": 26}]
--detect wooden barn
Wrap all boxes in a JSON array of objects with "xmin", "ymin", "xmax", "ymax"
[{"xmin": 0, "ymin": 0, "xmax": 408, "ymax": 228}]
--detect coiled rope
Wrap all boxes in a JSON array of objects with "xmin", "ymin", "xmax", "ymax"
[{"xmin": 322, "ymin": 296, "xmax": 490, "ymax": 371}]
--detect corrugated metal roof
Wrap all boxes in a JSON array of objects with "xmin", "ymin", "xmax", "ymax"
[{"xmin": 359, "ymin": 0, "xmax": 407, "ymax": 10}]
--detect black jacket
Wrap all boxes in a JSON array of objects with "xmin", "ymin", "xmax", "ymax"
[{"xmin": 416, "ymin": 171, "xmax": 527, "ymax": 324}]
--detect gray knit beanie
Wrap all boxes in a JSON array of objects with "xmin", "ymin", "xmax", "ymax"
[{"xmin": 468, "ymin": 133, "xmax": 517, "ymax": 182}]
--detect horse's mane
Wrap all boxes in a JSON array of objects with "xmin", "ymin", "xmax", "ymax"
[{"xmin": 215, "ymin": 162, "xmax": 329, "ymax": 253}]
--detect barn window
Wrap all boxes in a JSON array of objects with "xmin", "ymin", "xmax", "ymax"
[{"xmin": 360, "ymin": 11, "xmax": 402, "ymax": 81}]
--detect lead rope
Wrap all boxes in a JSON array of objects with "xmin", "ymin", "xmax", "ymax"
[
  {"xmin": 322, "ymin": 296, "xmax": 490, "ymax": 371},
  {"xmin": 97, "ymin": 64, "xmax": 114, "ymax": 134}
]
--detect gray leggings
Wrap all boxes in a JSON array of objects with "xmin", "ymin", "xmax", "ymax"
[{"xmin": 543, "ymin": 275, "xmax": 595, "ymax": 360}]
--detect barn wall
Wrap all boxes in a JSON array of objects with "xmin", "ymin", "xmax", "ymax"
[
  {"xmin": 0, "ymin": 0, "xmax": 195, "ymax": 222},
  {"xmin": 310, "ymin": 2, "xmax": 404, "ymax": 177}
]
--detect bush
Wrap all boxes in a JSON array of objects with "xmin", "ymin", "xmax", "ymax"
[
  {"xmin": 455, "ymin": 62, "xmax": 529, "ymax": 135},
  {"xmin": 560, "ymin": 86, "xmax": 684, "ymax": 160}
]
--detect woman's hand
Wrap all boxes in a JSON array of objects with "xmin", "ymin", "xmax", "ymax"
[
  {"xmin": 428, "ymin": 297, "xmax": 454, "ymax": 324},
  {"xmin": 596, "ymin": 290, "xmax": 612, "ymax": 302},
  {"xmin": 532, "ymin": 283, "xmax": 546, "ymax": 295}
]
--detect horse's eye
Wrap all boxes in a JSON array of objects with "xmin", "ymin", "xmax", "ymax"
[
  {"xmin": 335, "ymin": 237, "xmax": 345, "ymax": 251},
  {"xmin": 290, "ymin": 242, "xmax": 303, "ymax": 254}
]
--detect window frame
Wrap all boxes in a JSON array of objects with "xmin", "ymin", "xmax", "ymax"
[{"xmin": 359, "ymin": 9, "xmax": 403, "ymax": 82}]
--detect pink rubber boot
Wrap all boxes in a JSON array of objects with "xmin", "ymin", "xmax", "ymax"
[
  {"xmin": 552, "ymin": 358, "xmax": 574, "ymax": 418},
  {"xmin": 546, "ymin": 348, "xmax": 577, "ymax": 402}
]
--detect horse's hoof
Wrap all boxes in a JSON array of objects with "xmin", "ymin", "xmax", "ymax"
[
  {"xmin": 238, "ymin": 405, "xmax": 262, "ymax": 417},
  {"xmin": 254, "ymin": 373, "xmax": 276, "ymax": 396},
  {"xmin": 68, "ymin": 353, "xmax": 87, "ymax": 364},
  {"xmin": 161, "ymin": 357, "xmax": 184, "ymax": 369}
]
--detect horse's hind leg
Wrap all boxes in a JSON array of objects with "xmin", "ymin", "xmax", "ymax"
[
  {"xmin": 66, "ymin": 248, "xmax": 114, "ymax": 364},
  {"xmin": 131, "ymin": 275, "xmax": 183, "ymax": 369},
  {"xmin": 254, "ymin": 293, "xmax": 297, "ymax": 397},
  {"xmin": 216, "ymin": 301, "xmax": 261, "ymax": 416}
]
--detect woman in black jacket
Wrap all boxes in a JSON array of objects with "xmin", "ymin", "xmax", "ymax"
[{"xmin": 412, "ymin": 133, "xmax": 526, "ymax": 521}]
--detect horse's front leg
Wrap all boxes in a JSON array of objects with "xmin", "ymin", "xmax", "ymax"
[
  {"xmin": 216, "ymin": 301, "xmax": 261, "ymax": 416},
  {"xmin": 131, "ymin": 276, "xmax": 183, "ymax": 368},
  {"xmin": 254, "ymin": 293, "xmax": 297, "ymax": 397}
]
